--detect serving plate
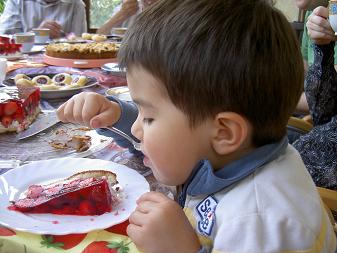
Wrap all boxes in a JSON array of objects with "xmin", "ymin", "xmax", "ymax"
[
  {"xmin": 101, "ymin": 62, "xmax": 126, "ymax": 77},
  {"xmin": 44, "ymin": 54, "xmax": 118, "ymax": 68},
  {"xmin": 0, "ymin": 157, "xmax": 149, "ymax": 234},
  {"xmin": 3, "ymin": 73, "xmax": 98, "ymax": 99}
]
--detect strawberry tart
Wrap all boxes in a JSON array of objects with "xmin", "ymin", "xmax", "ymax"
[
  {"xmin": 0, "ymin": 86, "xmax": 40, "ymax": 133},
  {"xmin": 8, "ymin": 170, "xmax": 121, "ymax": 216},
  {"xmin": 0, "ymin": 36, "xmax": 22, "ymax": 57}
]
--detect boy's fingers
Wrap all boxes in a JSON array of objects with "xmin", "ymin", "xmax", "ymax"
[
  {"xmin": 90, "ymin": 110, "xmax": 114, "ymax": 128},
  {"xmin": 136, "ymin": 191, "xmax": 169, "ymax": 204}
]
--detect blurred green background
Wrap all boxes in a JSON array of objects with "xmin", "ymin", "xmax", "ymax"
[
  {"xmin": 90, "ymin": 0, "xmax": 121, "ymax": 28},
  {"xmin": 0, "ymin": 0, "xmax": 121, "ymax": 29},
  {"xmin": 0, "ymin": 0, "xmax": 5, "ymax": 14}
]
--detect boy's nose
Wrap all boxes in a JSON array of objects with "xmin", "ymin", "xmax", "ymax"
[{"xmin": 131, "ymin": 116, "xmax": 143, "ymax": 141}]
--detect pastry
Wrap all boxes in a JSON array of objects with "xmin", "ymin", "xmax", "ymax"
[
  {"xmin": 52, "ymin": 73, "xmax": 72, "ymax": 85},
  {"xmin": 45, "ymin": 42, "xmax": 119, "ymax": 59},
  {"xmin": 32, "ymin": 75, "xmax": 52, "ymax": 86},
  {"xmin": 8, "ymin": 170, "xmax": 121, "ymax": 216},
  {"xmin": 14, "ymin": 74, "xmax": 30, "ymax": 83},
  {"xmin": 68, "ymin": 75, "xmax": 87, "ymax": 88},
  {"xmin": 81, "ymin": 33, "xmax": 93, "ymax": 40},
  {"xmin": 39, "ymin": 83, "xmax": 60, "ymax": 90},
  {"xmin": 91, "ymin": 34, "xmax": 107, "ymax": 42},
  {"xmin": 0, "ymin": 86, "xmax": 40, "ymax": 133},
  {"xmin": 15, "ymin": 78, "xmax": 35, "ymax": 88}
]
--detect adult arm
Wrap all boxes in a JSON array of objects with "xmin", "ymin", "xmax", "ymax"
[
  {"xmin": 306, "ymin": 43, "xmax": 337, "ymax": 125},
  {"xmin": 96, "ymin": 0, "xmax": 138, "ymax": 34},
  {"xmin": 305, "ymin": 7, "xmax": 337, "ymax": 125},
  {"xmin": 70, "ymin": 0, "xmax": 87, "ymax": 35},
  {"xmin": 0, "ymin": 0, "xmax": 23, "ymax": 34}
]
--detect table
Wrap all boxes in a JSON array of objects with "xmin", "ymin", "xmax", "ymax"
[{"xmin": 0, "ymin": 55, "xmax": 173, "ymax": 253}]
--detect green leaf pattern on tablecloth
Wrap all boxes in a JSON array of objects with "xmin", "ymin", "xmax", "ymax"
[{"xmin": 0, "ymin": 221, "xmax": 139, "ymax": 252}]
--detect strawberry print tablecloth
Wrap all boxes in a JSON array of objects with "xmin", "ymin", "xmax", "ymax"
[{"xmin": 0, "ymin": 221, "xmax": 140, "ymax": 253}]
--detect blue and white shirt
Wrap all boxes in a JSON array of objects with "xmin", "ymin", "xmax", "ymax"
[
  {"xmin": 100, "ymin": 97, "xmax": 336, "ymax": 252},
  {"xmin": 0, "ymin": 0, "xmax": 87, "ymax": 35}
]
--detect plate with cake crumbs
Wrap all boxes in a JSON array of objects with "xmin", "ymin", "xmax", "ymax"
[
  {"xmin": 0, "ymin": 157, "xmax": 150, "ymax": 234},
  {"xmin": 0, "ymin": 122, "xmax": 113, "ymax": 162},
  {"xmin": 3, "ymin": 73, "xmax": 98, "ymax": 99}
]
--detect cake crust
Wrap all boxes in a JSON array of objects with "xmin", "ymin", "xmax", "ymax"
[{"xmin": 45, "ymin": 42, "xmax": 119, "ymax": 59}]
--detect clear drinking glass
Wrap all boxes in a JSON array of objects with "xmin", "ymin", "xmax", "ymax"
[{"xmin": 0, "ymin": 58, "xmax": 7, "ymax": 85}]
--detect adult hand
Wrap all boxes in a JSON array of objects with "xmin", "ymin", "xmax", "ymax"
[
  {"xmin": 127, "ymin": 192, "xmax": 201, "ymax": 253},
  {"xmin": 120, "ymin": 0, "xmax": 139, "ymax": 18},
  {"xmin": 307, "ymin": 6, "xmax": 336, "ymax": 45},
  {"xmin": 57, "ymin": 92, "xmax": 121, "ymax": 128},
  {"xmin": 38, "ymin": 20, "xmax": 62, "ymax": 39}
]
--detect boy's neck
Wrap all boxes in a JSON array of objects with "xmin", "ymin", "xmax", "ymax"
[{"xmin": 212, "ymin": 140, "xmax": 255, "ymax": 171}]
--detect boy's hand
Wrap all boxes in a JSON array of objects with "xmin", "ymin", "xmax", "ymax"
[
  {"xmin": 127, "ymin": 192, "xmax": 201, "ymax": 253},
  {"xmin": 57, "ymin": 92, "xmax": 121, "ymax": 128},
  {"xmin": 307, "ymin": 6, "xmax": 337, "ymax": 45}
]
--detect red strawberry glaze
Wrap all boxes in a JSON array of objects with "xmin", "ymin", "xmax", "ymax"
[
  {"xmin": 8, "ymin": 177, "xmax": 113, "ymax": 216},
  {"xmin": 0, "ymin": 86, "xmax": 40, "ymax": 133}
]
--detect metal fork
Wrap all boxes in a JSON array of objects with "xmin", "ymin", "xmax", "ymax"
[
  {"xmin": 104, "ymin": 127, "xmax": 141, "ymax": 151},
  {"xmin": 0, "ymin": 159, "xmax": 29, "ymax": 170}
]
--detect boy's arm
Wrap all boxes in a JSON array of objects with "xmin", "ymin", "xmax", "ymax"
[
  {"xmin": 305, "ymin": 43, "xmax": 337, "ymax": 125},
  {"xmin": 96, "ymin": 96, "xmax": 141, "ymax": 153}
]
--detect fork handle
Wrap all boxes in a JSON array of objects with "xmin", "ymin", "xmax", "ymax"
[{"xmin": 0, "ymin": 160, "xmax": 21, "ymax": 169}]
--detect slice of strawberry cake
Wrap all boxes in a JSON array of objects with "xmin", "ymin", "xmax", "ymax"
[
  {"xmin": 8, "ymin": 170, "xmax": 121, "ymax": 216},
  {"xmin": 0, "ymin": 86, "xmax": 40, "ymax": 133}
]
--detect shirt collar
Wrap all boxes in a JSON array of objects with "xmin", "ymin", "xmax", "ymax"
[{"xmin": 185, "ymin": 136, "xmax": 288, "ymax": 196}]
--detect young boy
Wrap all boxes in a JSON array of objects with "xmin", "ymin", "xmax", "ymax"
[{"xmin": 57, "ymin": 0, "xmax": 336, "ymax": 252}]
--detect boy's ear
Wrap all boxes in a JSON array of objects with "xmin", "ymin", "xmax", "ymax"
[{"xmin": 211, "ymin": 112, "xmax": 251, "ymax": 155}]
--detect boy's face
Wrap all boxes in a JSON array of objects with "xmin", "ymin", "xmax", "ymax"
[{"xmin": 127, "ymin": 66, "xmax": 213, "ymax": 186}]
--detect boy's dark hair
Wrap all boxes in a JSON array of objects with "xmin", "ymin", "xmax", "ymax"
[{"xmin": 118, "ymin": 0, "xmax": 303, "ymax": 146}]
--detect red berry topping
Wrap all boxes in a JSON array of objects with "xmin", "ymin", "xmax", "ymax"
[
  {"xmin": 1, "ymin": 116, "xmax": 13, "ymax": 128},
  {"xmin": 4, "ymin": 101, "xmax": 18, "ymax": 116}
]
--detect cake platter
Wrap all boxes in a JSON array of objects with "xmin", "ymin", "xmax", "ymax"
[
  {"xmin": 3, "ymin": 73, "xmax": 98, "ymax": 99},
  {"xmin": 44, "ymin": 54, "xmax": 118, "ymax": 68}
]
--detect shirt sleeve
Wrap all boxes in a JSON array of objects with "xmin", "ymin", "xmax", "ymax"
[
  {"xmin": 70, "ymin": 0, "xmax": 87, "ymax": 35},
  {"xmin": 96, "ymin": 96, "xmax": 141, "ymax": 154},
  {"xmin": 301, "ymin": 24, "xmax": 309, "ymax": 62},
  {"xmin": 0, "ymin": 0, "xmax": 23, "ymax": 34},
  {"xmin": 305, "ymin": 43, "xmax": 337, "ymax": 125}
]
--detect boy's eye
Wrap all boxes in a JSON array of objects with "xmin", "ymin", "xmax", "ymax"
[{"xmin": 143, "ymin": 118, "xmax": 154, "ymax": 124}]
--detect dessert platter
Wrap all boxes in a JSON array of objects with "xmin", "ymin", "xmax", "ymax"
[
  {"xmin": 0, "ymin": 36, "xmax": 25, "ymax": 60},
  {"xmin": 44, "ymin": 41, "xmax": 119, "ymax": 68},
  {"xmin": 3, "ymin": 73, "xmax": 98, "ymax": 99},
  {"xmin": 0, "ymin": 86, "xmax": 41, "ymax": 133},
  {"xmin": 0, "ymin": 157, "xmax": 149, "ymax": 234}
]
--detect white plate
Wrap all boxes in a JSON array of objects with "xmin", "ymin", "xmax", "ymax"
[
  {"xmin": 0, "ymin": 157, "xmax": 149, "ymax": 234},
  {"xmin": 105, "ymin": 86, "xmax": 131, "ymax": 101},
  {"xmin": 3, "ymin": 74, "xmax": 98, "ymax": 99},
  {"xmin": 40, "ymin": 81, "xmax": 98, "ymax": 99},
  {"xmin": 1, "ymin": 54, "xmax": 26, "ymax": 61}
]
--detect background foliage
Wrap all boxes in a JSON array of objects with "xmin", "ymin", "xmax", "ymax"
[
  {"xmin": 90, "ymin": 0, "xmax": 121, "ymax": 28},
  {"xmin": 0, "ymin": 0, "xmax": 5, "ymax": 14}
]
